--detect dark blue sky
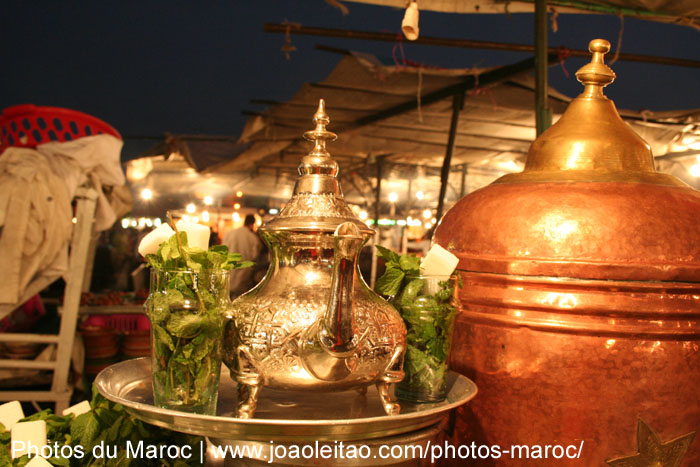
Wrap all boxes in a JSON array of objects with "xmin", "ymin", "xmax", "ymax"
[{"xmin": 2, "ymin": 1, "xmax": 699, "ymax": 160}]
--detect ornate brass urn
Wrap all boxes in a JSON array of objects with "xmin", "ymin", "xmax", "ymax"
[
  {"xmin": 435, "ymin": 40, "xmax": 700, "ymax": 465},
  {"xmin": 223, "ymin": 100, "xmax": 406, "ymax": 419}
]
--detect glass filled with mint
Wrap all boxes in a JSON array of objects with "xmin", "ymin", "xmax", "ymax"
[
  {"xmin": 146, "ymin": 268, "xmax": 229, "ymax": 414},
  {"xmin": 375, "ymin": 245, "xmax": 460, "ymax": 403},
  {"xmin": 140, "ymin": 221, "xmax": 252, "ymax": 414},
  {"xmin": 393, "ymin": 274, "xmax": 458, "ymax": 402}
]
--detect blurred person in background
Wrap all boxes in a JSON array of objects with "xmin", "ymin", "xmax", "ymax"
[
  {"xmin": 223, "ymin": 214, "xmax": 262, "ymax": 296},
  {"xmin": 209, "ymin": 228, "xmax": 222, "ymax": 247}
]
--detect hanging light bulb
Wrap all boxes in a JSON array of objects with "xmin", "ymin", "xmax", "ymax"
[
  {"xmin": 203, "ymin": 195, "xmax": 213, "ymax": 206},
  {"xmin": 186, "ymin": 203, "xmax": 196, "ymax": 214},
  {"xmin": 140, "ymin": 188, "xmax": 153, "ymax": 200},
  {"xmin": 401, "ymin": 1, "xmax": 419, "ymax": 41},
  {"xmin": 415, "ymin": 190, "xmax": 424, "ymax": 200},
  {"xmin": 388, "ymin": 192, "xmax": 398, "ymax": 203}
]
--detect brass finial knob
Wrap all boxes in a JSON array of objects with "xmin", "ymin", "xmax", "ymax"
[
  {"xmin": 299, "ymin": 99, "xmax": 339, "ymax": 176},
  {"xmin": 303, "ymin": 99, "xmax": 338, "ymax": 143},
  {"xmin": 575, "ymin": 39, "xmax": 616, "ymax": 94},
  {"xmin": 589, "ymin": 38, "xmax": 610, "ymax": 54}
]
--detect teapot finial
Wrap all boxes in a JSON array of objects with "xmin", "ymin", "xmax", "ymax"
[
  {"xmin": 575, "ymin": 39, "xmax": 616, "ymax": 98},
  {"xmin": 299, "ymin": 99, "xmax": 339, "ymax": 176},
  {"xmin": 261, "ymin": 99, "xmax": 374, "ymax": 236}
]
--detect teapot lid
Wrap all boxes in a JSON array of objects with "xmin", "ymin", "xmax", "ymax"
[{"xmin": 260, "ymin": 100, "xmax": 374, "ymax": 235}]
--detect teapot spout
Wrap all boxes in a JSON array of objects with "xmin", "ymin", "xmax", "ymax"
[
  {"xmin": 300, "ymin": 222, "xmax": 367, "ymax": 381},
  {"xmin": 319, "ymin": 222, "xmax": 364, "ymax": 355}
]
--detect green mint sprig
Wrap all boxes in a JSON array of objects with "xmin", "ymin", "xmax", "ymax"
[
  {"xmin": 0, "ymin": 385, "xmax": 203, "ymax": 466},
  {"xmin": 373, "ymin": 245, "xmax": 421, "ymax": 297},
  {"xmin": 143, "ymin": 222, "xmax": 252, "ymax": 413},
  {"xmin": 144, "ymin": 231, "xmax": 253, "ymax": 273},
  {"xmin": 374, "ymin": 246, "xmax": 460, "ymax": 397}
]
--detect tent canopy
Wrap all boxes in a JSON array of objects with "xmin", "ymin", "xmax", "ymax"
[
  {"xmin": 129, "ymin": 52, "xmax": 699, "ymax": 213},
  {"xmin": 218, "ymin": 51, "xmax": 698, "ymax": 174},
  {"xmin": 341, "ymin": 1, "xmax": 700, "ymax": 27}
]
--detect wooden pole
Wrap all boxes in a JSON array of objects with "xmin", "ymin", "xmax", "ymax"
[
  {"xmin": 264, "ymin": 24, "xmax": 700, "ymax": 69},
  {"xmin": 436, "ymin": 93, "xmax": 465, "ymax": 221}
]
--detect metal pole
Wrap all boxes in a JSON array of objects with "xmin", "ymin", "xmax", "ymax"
[
  {"xmin": 406, "ymin": 171, "xmax": 413, "ymax": 211},
  {"xmin": 535, "ymin": 0, "xmax": 552, "ymax": 136},
  {"xmin": 264, "ymin": 24, "xmax": 700, "ymax": 69},
  {"xmin": 436, "ymin": 93, "xmax": 465, "ymax": 221},
  {"xmin": 374, "ymin": 159, "xmax": 382, "ymax": 227}
]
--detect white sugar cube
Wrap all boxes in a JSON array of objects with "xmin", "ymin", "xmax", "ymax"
[
  {"xmin": 0, "ymin": 401, "xmax": 25, "ymax": 431},
  {"xmin": 26, "ymin": 456, "xmax": 53, "ymax": 466},
  {"xmin": 11, "ymin": 420, "xmax": 47, "ymax": 458},
  {"xmin": 61, "ymin": 400, "xmax": 91, "ymax": 418},
  {"xmin": 175, "ymin": 220, "xmax": 210, "ymax": 251},
  {"xmin": 138, "ymin": 223, "xmax": 175, "ymax": 257},
  {"xmin": 420, "ymin": 244, "xmax": 459, "ymax": 276}
]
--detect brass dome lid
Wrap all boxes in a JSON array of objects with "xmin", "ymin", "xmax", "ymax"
[
  {"xmin": 497, "ymin": 39, "xmax": 684, "ymax": 187},
  {"xmin": 434, "ymin": 39, "xmax": 700, "ymax": 282}
]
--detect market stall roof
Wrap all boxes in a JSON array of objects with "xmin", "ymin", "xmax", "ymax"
[
  {"xmin": 215, "ymin": 51, "xmax": 699, "ymax": 177},
  {"xmin": 341, "ymin": 0, "xmax": 700, "ymax": 27},
  {"xmin": 128, "ymin": 51, "xmax": 699, "ymax": 214},
  {"xmin": 140, "ymin": 134, "xmax": 252, "ymax": 173}
]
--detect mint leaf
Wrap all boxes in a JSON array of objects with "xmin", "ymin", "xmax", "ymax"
[
  {"xmin": 374, "ymin": 267, "xmax": 405, "ymax": 297},
  {"xmin": 166, "ymin": 313, "xmax": 203, "ymax": 338},
  {"xmin": 375, "ymin": 245, "xmax": 400, "ymax": 264},
  {"xmin": 399, "ymin": 278, "xmax": 425, "ymax": 305},
  {"xmin": 145, "ymin": 253, "xmax": 163, "ymax": 269},
  {"xmin": 399, "ymin": 254, "xmax": 421, "ymax": 275},
  {"xmin": 154, "ymin": 325, "xmax": 175, "ymax": 351},
  {"xmin": 374, "ymin": 246, "xmax": 422, "ymax": 298}
]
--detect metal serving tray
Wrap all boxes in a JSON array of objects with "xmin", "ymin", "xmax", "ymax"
[{"xmin": 96, "ymin": 358, "xmax": 477, "ymax": 442}]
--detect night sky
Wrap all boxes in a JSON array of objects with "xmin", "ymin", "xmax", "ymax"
[{"xmin": 2, "ymin": 1, "xmax": 699, "ymax": 161}]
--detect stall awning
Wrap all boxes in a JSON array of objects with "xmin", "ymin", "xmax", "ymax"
[
  {"xmin": 217, "ymin": 51, "xmax": 698, "ymax": 176},
  {"xmin": 341, "ymin": 0, "xmax": 700, "ymax": 27}
]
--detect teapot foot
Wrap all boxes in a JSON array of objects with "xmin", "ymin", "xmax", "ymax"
[
  {"xmin": 376, "ymin": 381, "xmax": 400, "ymax": 416},
  {"xmin": 236, "ymin": 383, "xmax": 261, "ymax": 419}
]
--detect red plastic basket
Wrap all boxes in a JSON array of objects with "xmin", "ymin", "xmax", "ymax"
[{"xmin": 0, "ymin": 104, "xmax": 121, "ymax": 153}]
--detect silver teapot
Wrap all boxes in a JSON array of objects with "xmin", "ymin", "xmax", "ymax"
[{"xmin": 223, "ymin": 100, "xmax": 407, "ymax": 419}]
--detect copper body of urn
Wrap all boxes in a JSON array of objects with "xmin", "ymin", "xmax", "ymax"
[{"xmin": 434, "ymin": 40, "xmax": 700, "ymax": 466}]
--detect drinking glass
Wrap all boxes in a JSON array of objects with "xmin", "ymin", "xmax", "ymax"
[
  {"xmin": 145, "ymin": 269, "xmax": 230, "ymax": 414},
  {"xmin": 393, "ymin": 274, "xmax": 458, "ymax": 403}
]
